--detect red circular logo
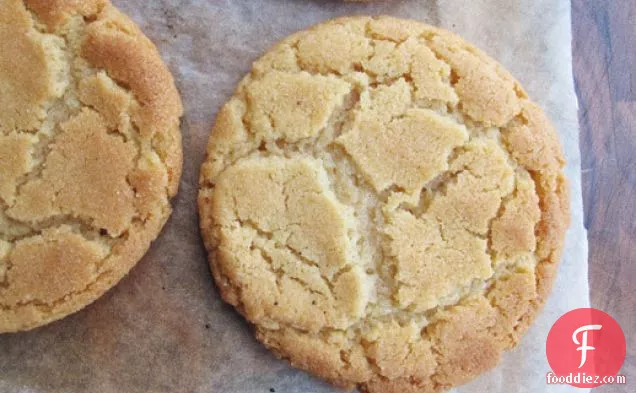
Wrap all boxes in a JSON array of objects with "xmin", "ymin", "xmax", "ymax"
[{"xmin": 546, "ymin": 308, "xmax": 626, "ymax": 388}]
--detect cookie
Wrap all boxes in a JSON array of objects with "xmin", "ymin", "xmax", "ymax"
[
  {"xmin": 0, "ymin": 0, "xmax": 183, "ymax": 333},
  {"xmin": 198, "ymin": 16, "xmax": 569, "ymax": 393}
]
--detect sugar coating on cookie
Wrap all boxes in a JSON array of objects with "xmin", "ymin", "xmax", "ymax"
[
  {"xmin": 0, "ymin": 0, "xmax": 182, "ymax": 333},
  {"xmin": 198, "ymin": 16, "xmax": 569, "ymax": 393}
]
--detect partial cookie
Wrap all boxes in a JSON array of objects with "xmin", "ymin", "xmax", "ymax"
[
  {"xmin": 0, "ymin": 0, "xmax": 183, "ymax": 333},
  {"xmin": 198, "ymin": 16, "xmax": 569, "ymax": 393}
]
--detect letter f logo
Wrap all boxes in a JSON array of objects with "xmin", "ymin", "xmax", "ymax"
[{"xmin": 572, "ymin": 325, "xmax": 602, "ymax": 368}]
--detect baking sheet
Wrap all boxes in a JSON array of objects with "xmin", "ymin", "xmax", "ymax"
[{"xmin": 0, "ymin": 1, "xmax": 589, "ymax": 392}]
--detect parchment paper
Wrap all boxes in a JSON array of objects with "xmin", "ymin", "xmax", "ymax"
[{"xmin": 0, "ymin": 1, "xmax": 589, "ymax": 392}]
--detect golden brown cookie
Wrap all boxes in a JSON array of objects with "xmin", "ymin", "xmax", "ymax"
[
  {"xmin": 198, "ymin": 16, "xmax": 569, "ymax": 392},
  {"xmin": 0, "ymin": 0, "xmax": 183, "ymax": 333}
]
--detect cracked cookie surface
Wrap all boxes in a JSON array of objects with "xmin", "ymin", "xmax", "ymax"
[
  {"xmin": 0, "ymin": 0, "xmax": 183, "ymax": 333},
  {"xmin": 198, "ymin": 16, "xmax": 569, "ymax": 393}
]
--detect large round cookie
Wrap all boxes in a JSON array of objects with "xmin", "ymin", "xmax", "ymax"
[
  {"xmin": 198, "ymin": 16, "xmax": 569, "ymax": 392},
  {"xmin": 0, "ymin": 0, "xmax": 182, "ymax": 333}
]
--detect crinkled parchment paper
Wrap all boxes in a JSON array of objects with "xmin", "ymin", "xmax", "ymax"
[{"xmin": 0, "ymin": 1, "xmax": 589, "ymax": 392}]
